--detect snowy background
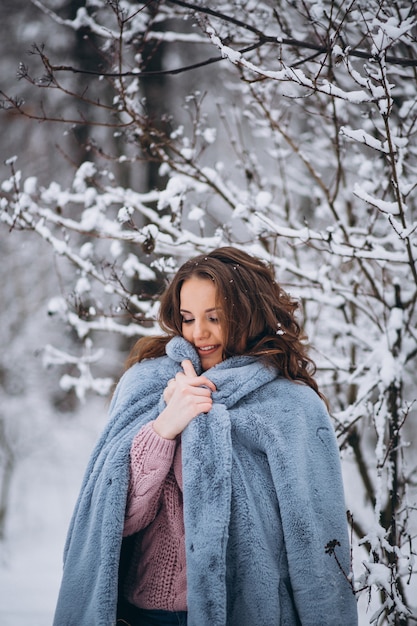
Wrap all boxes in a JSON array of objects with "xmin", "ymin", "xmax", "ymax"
[
  {"xmin": 1, "ymin": 1, "xmax": 417, "ymax": 624},
  {"xmin": 0, "ymin": 397, "xmax": 106, "ymax": 626}
]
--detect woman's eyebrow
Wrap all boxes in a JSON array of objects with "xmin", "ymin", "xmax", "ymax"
[{"xmin": 180, "ymin": 307, "xmax": 218, "ymax": 314}]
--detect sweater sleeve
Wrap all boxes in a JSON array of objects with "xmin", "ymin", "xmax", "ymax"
[{"xmin": 123, "ymin": 421, "xmax": 177, "ymax": 537}]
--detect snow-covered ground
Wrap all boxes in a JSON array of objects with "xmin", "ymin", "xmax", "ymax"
[{"xmin": 0, "ymin": 397, "xmax": 107, "ymax": 626}]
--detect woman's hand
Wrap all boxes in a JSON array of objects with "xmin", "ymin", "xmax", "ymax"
[{"xmin": 153, "ymin": 359, "xmax": 216, "ymax": 440}]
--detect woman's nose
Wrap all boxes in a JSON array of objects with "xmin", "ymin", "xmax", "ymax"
[{"xmin": 193, "ymin": 319, "xmax": 209, "ymax": 339}]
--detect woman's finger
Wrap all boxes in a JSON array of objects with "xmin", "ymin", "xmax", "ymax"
[
  {"xmin": 180, "ymin": 359, "xmax": 216, "ymax": 391},
  {"xmin": 181, "ymin": 359, "xmax": 197, "ymax": 377}
]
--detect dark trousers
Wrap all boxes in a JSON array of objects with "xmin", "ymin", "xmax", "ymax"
[{"xmin": 117, "ymin": 605, "xmax": 188, "ymax": 626}]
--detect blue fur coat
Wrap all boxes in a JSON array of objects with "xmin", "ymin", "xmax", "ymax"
[{"xmin": 53, "ymin": 336, "xmax": 357, "ymax": 626}]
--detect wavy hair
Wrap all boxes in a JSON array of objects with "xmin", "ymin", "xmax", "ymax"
[{"xmin": 126, "ymin": 247, "xmax": 323, "ymax": 399}]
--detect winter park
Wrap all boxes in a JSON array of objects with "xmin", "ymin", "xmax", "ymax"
[{"xmin": 0, "ymin": 1, "xmax": 417, "ymax": 625}]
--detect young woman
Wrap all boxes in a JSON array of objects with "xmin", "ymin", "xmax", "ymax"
[{"xmin": 53, "ymin": 247, "xmax": 358, "ymax": 626}]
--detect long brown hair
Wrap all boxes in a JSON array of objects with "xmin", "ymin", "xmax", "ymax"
[{"xmin": 126, "ymin": 247, "xmax": 323, "ymax": 399}]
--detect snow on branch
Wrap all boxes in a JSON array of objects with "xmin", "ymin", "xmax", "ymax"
[
  {"xmin": 340, "ymin": 127, "xmax": 398, "ymax": 154},
  {"xmin": 42, "ymin": 342, "xmax": 113, "ymax": 402}
]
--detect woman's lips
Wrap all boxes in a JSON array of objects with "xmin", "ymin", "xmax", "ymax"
[{"xmin": 197, "ymin": 345, "xmax": 219, "ymax": 354}]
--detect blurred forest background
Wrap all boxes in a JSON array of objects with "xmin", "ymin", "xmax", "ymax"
[{"xmin": 1, "ymin": 1, "xmax": 417, "ymax": 624}]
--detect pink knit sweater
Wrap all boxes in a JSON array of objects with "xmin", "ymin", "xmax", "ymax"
[{"xmin": 123, "ymin": 422, "xmax": 187, "ymax": 611}]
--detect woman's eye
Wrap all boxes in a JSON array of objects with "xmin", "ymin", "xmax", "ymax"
[
  {"xmin": 209, "ymin": 317, "xmax": 219, "ymax": 323},
  {"xmin": 182, "ymin": 318, "xmax": 194, "ymax": 324}
]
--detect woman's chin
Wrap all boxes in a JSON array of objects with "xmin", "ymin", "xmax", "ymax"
[{"xmin": 199, "ymin": 347, "xmax": 223, "ymax": 370}]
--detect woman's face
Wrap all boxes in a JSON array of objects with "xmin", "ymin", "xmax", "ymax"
[{"xmin": 180, "ymin": 276, "xmax": 225, "ymax": 370}]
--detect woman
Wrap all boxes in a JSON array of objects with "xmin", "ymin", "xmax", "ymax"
[{"xmin": 53, "ymin": 247, "xmax": 358, "ymax": 626}]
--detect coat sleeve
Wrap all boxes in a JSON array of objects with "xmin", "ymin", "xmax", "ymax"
[{"xmin": 264, "ymin": 383, "xmax": 358, "ymax": 626}]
